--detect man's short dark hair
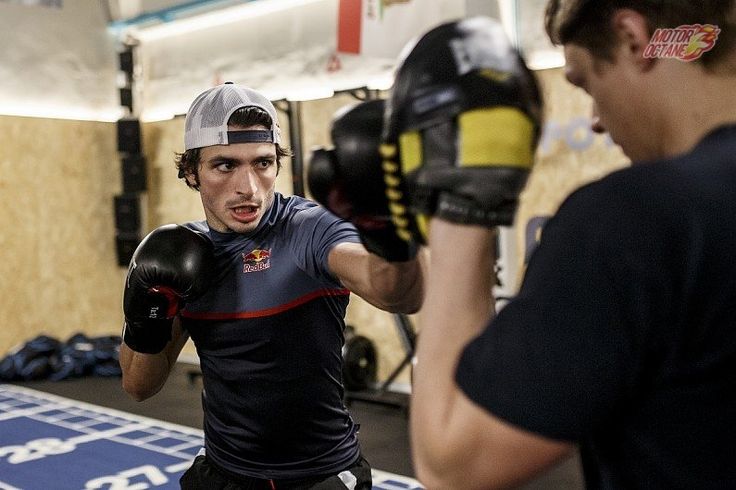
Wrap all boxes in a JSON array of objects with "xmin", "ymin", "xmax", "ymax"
[{"xmin": 545, "ymin": 0, "xmax": 735, "ymax": 68}]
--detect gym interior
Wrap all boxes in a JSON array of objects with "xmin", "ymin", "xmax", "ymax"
[{"xmin": 0, "ymin": 1, "xmax": 633, "ymax": 489}]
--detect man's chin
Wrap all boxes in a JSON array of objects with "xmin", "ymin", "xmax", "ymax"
[{"xmin": 228, "ymin": 217, "xmax": 262, "ymax": 234}]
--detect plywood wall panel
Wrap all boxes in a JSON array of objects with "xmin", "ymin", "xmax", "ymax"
[
  {"xmin": 143, "ymin": 118, "xmax": 205, "ymax": 228},
  {"xmin": 0, "ymin": 116, "xmax": 125, "ymax": 356}
]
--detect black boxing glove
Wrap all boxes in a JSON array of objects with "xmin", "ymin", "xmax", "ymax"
[
  {"xmin": 307, "ymin": 99, "xmax": 418, "ymax": 262},
  {"xmin": 381, "ymin": 16, "xmax": 543, "ymax": 239},
  {"xmin": 122, "ymin": 225, "xmax": 215, "ymax": 354}
]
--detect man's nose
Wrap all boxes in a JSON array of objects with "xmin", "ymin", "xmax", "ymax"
[
  {"xmin": 591, "ymin": 102, "xmax": 606, "ymax": 134},
  {"xmin": 235, "ymin": 166, "xmax": 258, "ymax": 195}
]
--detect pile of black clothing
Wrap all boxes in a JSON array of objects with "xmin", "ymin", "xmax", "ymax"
[{"xmin": 0, "ymin": 333, "xmax": 122, "ymax": 381}]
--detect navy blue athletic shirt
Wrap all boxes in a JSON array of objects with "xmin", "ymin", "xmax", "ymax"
[
  {"xmin": 180, "ymin": 193, "xmax": 362, "ymax": 480},
  {"xmin": 457, "ymin": 124, "xmax": 736, "ymax": 489}
]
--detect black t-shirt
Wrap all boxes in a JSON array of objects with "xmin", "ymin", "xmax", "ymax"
[{"xmin": 456, "ymin": 125, "xmax": 736, "ymax": 489}]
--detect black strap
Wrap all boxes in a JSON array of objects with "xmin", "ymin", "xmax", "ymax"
[
  {"xmin": 227, "ymin": 129, "xmax": 276, "ymax": 144},
  {"xmin": 435, "ymin": 192, "xmax": 515, "ymax": 226},
  {"xmin": 202, "ymin": 455, "xmax": 339, "ymax": 489}
]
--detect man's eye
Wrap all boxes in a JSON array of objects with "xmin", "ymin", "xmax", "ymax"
[
  {"xmin": 216, "ymin": 162, "xmax": 234, "ymax": 171},
  {"xmin": 256, "ymin": 160, "xmax": 274, "ymax": 168}
]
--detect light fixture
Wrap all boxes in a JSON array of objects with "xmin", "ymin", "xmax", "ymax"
[
  {"xmin": 140, "ymin": 106, "xmax": 181, "ymax": 123},
  {"xmin": 0, "ymin": 101, "xmax": 124, "ymax": 122},
  {"xmin": 526, "ymin": 49, "xmax": 565, "ymax": 70},
  {"xmin": 366, "ymin": 73, "xmax": 394, "ymax": 91},
  {"xmin": 286, "ymin": 86, "xmax": 335, "ymax": 102},
  {"xmin": 127, "ymin": 0, "xmax": 325, "ymax": 43}
]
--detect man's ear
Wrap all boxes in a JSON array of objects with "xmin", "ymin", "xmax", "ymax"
[
  {"xmin": 612, "ymin": 8, "xmax": 656, "ymax": 71},
  {"xmin": 184, "ymin": 171, "xmax": 199, "ymax": 189}
]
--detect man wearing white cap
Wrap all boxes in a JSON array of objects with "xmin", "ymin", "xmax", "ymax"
[{"xmin": 118, "ymin": 82, "xmax": 425, "ymax": 489}]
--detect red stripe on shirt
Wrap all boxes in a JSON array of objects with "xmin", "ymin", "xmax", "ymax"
[
  {"xmin": 337, "ymin": 0, "xmax": 362, "ymax": 54},
  {"xmin": 180, "ymin": 288, "xmax": 351, "ymax": 320}
]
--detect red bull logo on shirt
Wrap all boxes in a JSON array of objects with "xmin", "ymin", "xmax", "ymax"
[{"xmin": 242, "ymin": 248, "xmax": 271, "ymax": 273}]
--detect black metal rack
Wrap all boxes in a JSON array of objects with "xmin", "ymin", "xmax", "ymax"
[{"xmin": 344, "ymin": 313, "xmax": 416, "ymax": 412}]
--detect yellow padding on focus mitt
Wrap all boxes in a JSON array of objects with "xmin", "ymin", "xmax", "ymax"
[
  {"xmin": 385, "ymin": 133, "xmax": 431, "ymax": 243},
  {"xmin": 459, "ymin": 107, "xmax": 535, "ymax": 168},
  {"xmin": 415, "ymin": 214, "xmax": 430, "ymax": 241},
  {"xmin": 398, "ymin": 131, "xmax": 423, "ymax": 175}
]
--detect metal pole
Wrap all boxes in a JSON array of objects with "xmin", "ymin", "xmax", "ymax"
[{"xmin": 286, "ymin": 100, "xmax": 305, "ymax": 197}]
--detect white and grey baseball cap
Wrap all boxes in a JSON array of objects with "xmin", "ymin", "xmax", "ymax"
[{"xmin": 184, "ymin": 82, "xmax": 282, "ymax": 150}]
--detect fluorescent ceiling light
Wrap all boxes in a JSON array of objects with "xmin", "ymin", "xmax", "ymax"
[
  {"xmin": 140, "ymin": 106, "xmax": 181, "ymax": 123},
  {"xmin": 0, "ymin": 102, "xmax": 124, "ymax": 122},
  {"xmin": 286, "ymin": 86, "xmax": 335, "ymax": 102},
  {"xmin": 367, "ymin": 74, "xmax": 394, "ymax": 91},
  {"xmin": 526, "ymin": 49, "xmax": 565, "ymax": 70},
  {"xmin": 129, "ymin": 0, "xmax": 324, "ymax": 42}
]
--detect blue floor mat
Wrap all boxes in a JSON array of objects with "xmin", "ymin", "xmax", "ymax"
[{"xmin": 0, "ymin": 384, "xmax": 423, "ymax": 489}]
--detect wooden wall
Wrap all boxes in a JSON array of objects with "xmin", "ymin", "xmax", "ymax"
[
  {"xmin": 0, "ymin": 67, "xmax": 629, "ymax": 387},
  {"xmin": 0, "ymin": 116, "xmax": 125, "ymax": 355}
]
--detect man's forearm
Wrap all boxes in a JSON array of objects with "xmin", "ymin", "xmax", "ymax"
[
  {"xmin": 411, "ymin": 219, "xmax": 496, "ymax": 478},
  {"xmin": 120, "ymin": 344, "xmax": 173, "ymax": 401},
  {"xmin": 367, "ymin": 249, "xmax": 427, "ymax": 313},
  {"xmin": 120, "ymin": 326, "xmax": 185, "ymax": 401}
]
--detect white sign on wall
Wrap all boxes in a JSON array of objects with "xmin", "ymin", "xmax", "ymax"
[{"xmin": 337, "ymin": 0, "xmax": 465, "ymax": 59}]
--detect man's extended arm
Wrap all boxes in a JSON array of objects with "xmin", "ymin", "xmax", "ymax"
[
  {"xmin": 120, "ymin": 319, "xmax": 189, "ymax": 401},
  {"xmin": 410, "ymin": 219, "xmax": 572, "ymax": 489},
  {"xmin": 328, "ymin": 242, "xmax": 425, "ymax": 314}
]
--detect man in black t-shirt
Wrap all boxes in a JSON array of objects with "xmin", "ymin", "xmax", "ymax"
[{"xmin": 393, "ymin": 3, "xmax": 736, "ymax": 489}]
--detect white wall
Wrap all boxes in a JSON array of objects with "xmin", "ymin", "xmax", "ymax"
[
  {"xmin": 130, "ymin": 0, "xmax": 474, "ymax": 121},
  {"xmin": 0, "ymin": 0, "xmax": 515, "ymax": 122},
  {"xmin": 0, "ymin": 1, "xmax": 120, "ymax": 120}
]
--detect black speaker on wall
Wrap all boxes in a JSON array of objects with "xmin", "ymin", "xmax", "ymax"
[
  {"xmin": 114, "ymin": 193, "xmax": 141, "ymax": 233},
  {"xmin": 119, "ymin": 87, "xmax": 133, "ymax": 112},
  {"xmin": 118, "ymin": 49, "xmax": 134, "ymax": 76},
  {"xmin": 117, "ymin": 118, "xmax": 141, "ymax": 154},
  {"xmin": 122, "ymin": 154, "xmax": 147, "ymax": 193},
  {"xmin": 115, "ymin": 232, "xmax": 140, "ymax": 267}
]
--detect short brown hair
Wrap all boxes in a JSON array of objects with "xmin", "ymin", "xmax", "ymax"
[
  {"xmin": 175, "ymin": 106, "xmax": 292, "ymax": 191},
  {"xmin": 545, "ymin": 0, "xmax": 735, "ymax": 68}
]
